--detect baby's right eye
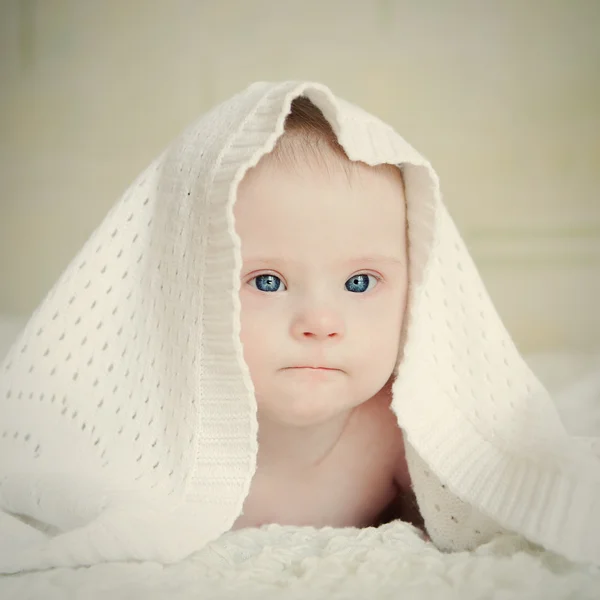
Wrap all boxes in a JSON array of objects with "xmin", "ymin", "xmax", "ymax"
[{"xmin": 249, "ymin": 274, "xmax": 287, "ymax": 293}]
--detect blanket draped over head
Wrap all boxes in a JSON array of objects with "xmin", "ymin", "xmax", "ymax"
[{"xmin": 0, "ymin": 81, "xmax": 598, "ymax": 572}]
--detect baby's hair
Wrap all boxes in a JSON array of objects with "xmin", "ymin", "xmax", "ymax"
[
  {"xmin": 270, "ymin": 97, "xmax": 350, "ymax": 171},
  {"xmin": 272, "ymin": 97, "xmax": 403, "ymax": 191},
  {"xmin": 283, "ymin": 97, "xmax": 347, "ymax": 156}
]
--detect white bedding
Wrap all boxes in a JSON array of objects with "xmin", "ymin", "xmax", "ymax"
[
  {"xmin": 1, "ymin": 315, "xmax": 599, "ymax": 599},
  {"xmin": 1, "ymin": 523, "xmax": 599, "ymax": 599}
]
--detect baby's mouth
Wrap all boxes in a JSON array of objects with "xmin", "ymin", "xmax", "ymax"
[{"xmin": 285, "ymin": 366, "xmax": 340, "ymax": 371}]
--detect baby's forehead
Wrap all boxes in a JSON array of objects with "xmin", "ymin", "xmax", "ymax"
[
  {"xmin": 238, "ymin": 141, "xmax": 405, "ymax": 206},
  {"xmin": 234, "ymin": 132, "xmax": 408, "ymax": 264},
  {"xmin": 236, "ymin": 158, "xmax": 406, "ymax": 264}
]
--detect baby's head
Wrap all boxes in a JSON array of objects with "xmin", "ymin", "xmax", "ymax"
[{"xmin": 235, "ymin": 98, "xmax": 408, "ymax": 427}]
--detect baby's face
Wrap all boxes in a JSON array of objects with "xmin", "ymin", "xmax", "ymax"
[{"xmin": 235, "ymin": 151, "xmax": 408, "ymax": 427}]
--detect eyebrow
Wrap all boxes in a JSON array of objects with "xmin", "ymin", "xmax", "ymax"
[{"xmin": 243, "ymin": 255, "xmax": 405, "ymax": 266}]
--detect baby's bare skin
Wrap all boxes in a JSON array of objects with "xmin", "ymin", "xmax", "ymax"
[{"xmin": 233, "ymin": 388, "xmax": 419, "ymax": 530}]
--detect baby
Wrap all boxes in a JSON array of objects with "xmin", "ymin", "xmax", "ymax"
[
  {"xmin": 2, "ymin": 82, "xmax": 593, "ymax": 573},
  {"xmin": 232, "ymin": 98, "xmax": 422, "ymax": 530}
]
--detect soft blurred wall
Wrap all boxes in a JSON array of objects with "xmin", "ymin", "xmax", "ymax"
[{"xmin": 0, "ymin": 0, "xmax": 599, "ymax": 353}]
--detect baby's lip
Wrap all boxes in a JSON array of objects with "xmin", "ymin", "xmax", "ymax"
[{"xmin": 286, "ymin": 366, "xmax": 341, "ymax": 371}]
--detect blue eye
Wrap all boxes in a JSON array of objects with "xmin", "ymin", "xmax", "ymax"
[
  {"xmin": 345, "ymin": 274, "xmax": 377, "ymax": 293},
  {"xmin": 251, "ymin": 274, "xmax": 286, "ymax": 292}
]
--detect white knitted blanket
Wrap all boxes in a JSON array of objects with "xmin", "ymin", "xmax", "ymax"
[{"xmin": 1, "ymin": 81, "xmax": 598, "ymax": 573}]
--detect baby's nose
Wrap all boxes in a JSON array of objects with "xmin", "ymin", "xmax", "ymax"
[{"xmin": 291, "ymin": 309, "xmax": 345, "ymax": 341}]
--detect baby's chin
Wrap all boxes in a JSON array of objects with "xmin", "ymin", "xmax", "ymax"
[{"xmin": 256, "ymin": 384, "xmax": 370, "ymax": 428}]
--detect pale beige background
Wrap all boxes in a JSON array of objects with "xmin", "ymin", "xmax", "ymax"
[{"xmin": 0, "ymin": 0, "xmax": 599, "ymax": 352}]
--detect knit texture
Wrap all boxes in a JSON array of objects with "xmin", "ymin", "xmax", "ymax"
[{"xmin": 0, "ymin": 81, "xmax": 598, "ymax": 572}]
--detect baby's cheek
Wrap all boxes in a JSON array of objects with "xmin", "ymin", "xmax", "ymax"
[
  {"xmin": 356, "ymin": 300, "xmax": 402, "ymax": 342},
  {"xmin": 358, "ymin": 310, "xmax": 403, "ymax": 375},
  {"xmin": 239, "ymin": 309, "xmax": 277, "ymax": 370}
]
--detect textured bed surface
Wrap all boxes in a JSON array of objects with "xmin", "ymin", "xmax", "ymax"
[
  {"xmin": 1, "ymin": 315, "xmax": 599, "ymax": 599},
  {"xmin": 2, "ymin": 522, "xmax": 599, "ymax": 599}
]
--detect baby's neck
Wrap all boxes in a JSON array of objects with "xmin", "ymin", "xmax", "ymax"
[
  {"xmin": 256, "ymin": 409, "xmax": 355, "ymax": 473},
  {"xmin": 255, "ymin": 384, "xmax": 393, "ymax": 473}
]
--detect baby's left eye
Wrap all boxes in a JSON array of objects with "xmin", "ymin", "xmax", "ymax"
[
  {"xmin": 345, "ymin": 274, "xmax": 378, "ymax": 293},
  {"xmin": 249, "ymin": 274, "xmax": 287, "ymax": 293}
]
